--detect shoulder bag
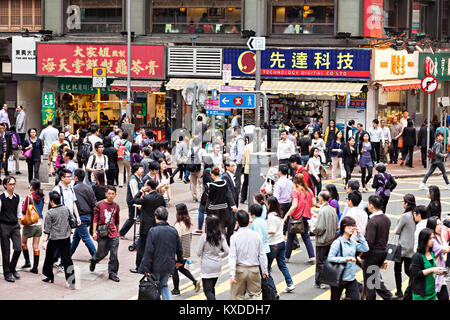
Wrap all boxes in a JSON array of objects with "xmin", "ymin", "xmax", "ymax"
[
  {"xmin": 21, "ymin": 195, "xmax": 39, "ymax": 226},
  {"xmin": 321, "ymin": 239, "xmax": 346, "ymax": 287},
  {"xmin": 288, "ymin": 191, "xmax": 305, "ymax": 234},
  {"xmin": 97, "ymin": 203, "xmax": 116, "ymax": 239},
  {"xmin": 138, "ymin": 274, "xmax": 162, "ymax": 300},
  {"xmin": 59, "ymin": 185, "xmax": 78, "ymax": 229},
  {"xmin": 386, "ymin": 235, "xmax": 402, "ymax": 263},
  {"xmin": 23, "ymin": 138, "xmax": 33, "ymax": 158}
]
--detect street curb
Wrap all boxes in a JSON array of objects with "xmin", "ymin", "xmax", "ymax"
[{"xmin": 351, "ymin": 170, "xmax": 450, "ymax": 179}]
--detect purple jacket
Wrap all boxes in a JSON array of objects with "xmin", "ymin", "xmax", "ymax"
[{"xmin": 432, "ymin": 234, "xmax": 447, "ymax": 292}]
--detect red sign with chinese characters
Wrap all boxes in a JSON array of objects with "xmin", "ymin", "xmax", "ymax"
[
  {"xmin": 363, "ymin": 0, "xmax": 383, "ymax": 38},
  {"xmin": 36, "ymin": 44, "xmax": 165, "ymax": 78}
]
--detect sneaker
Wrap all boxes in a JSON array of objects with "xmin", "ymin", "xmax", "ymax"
[
  {"xmin": 362, "ymin": 187, "xmax": 369, "ymax": 193},
  {"xmin": 194, "ymin": 281, "xmax": 201, "ymax": 292},
  {"xmin": 89, "ymin": 261, "xmax": 96, "ymax": 272},
  {"xmin": 57, "ymin": 265, "xmax": 64, "ymax": 273},
  {"xmin": 171, "ymin": 289, "xmax": 180, "ymax": 295},
  {"xmin": 419, "ymin": 183, "xmax": 427, "ymax": 190},
  {"xmin": 305, "ymin": 258, "xmax": 316, "ymax": 265},
  {"xmin": 313, "ymin": 283, "xmax": 327, "ymax": 289},
  {"xmin": 283, "ymin": 285, "xmax": 295, "ymax": 293}
]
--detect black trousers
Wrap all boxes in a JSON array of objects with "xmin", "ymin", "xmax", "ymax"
[
  {"xmin": 344, "ymin": 163, "xmax": 354, "ymax": 185},
  {"xmin": 27, "ymin": 159, "xmax": 40, "ymax": 182},
  {"xmin": 315, "ymin": 245, "xmax": 331, "ymax": 285},
  {"xmin": 380, "ymin": 195, "xmax": 390, "ymax": 213},
  {"xmin": 361, "ymin": 166, "xmax": 373, "ymax": 188},
  {"xmin": 202, "ymin": 277, "xmax": 218, "ymax": 300},
  {"xmin": 420, "ymin": 147, "xmax": 427, "ymax": 168},
  {"xmin": 405, "ymin": 145, "xmax": 414, "ymax": 167},
  {"xmin": 19, "ymin": 133, "xmax": 26, "ymax": 147},
  {"xmin": 106, "ymin": 168, "xmax": 117, "ymax": 186},
  {"xmin": 371, "ymin": 142, "xmax": 381, "ymax": 163},
  {"xmin": 390, "ymin": 139, "xmax": 399, "ymax": 162},
  {"xmin": 172, "ymin": 260, "xmax": 197, "ymax": 290},
  {"xmin": 331, "ymin": 280, "xmax": 360, "ymax": 300},
  {"xmin": 42, "ymin": 238, "xmax": 75, "ymax": 283},
  {"xmin": 226, "ymin": 212, "xmax": 236, "ymax": 246},
  {"xmin": 240, "ymin": 173, "xmax": 249, "ymax": 203},
  {"xmin": 0, "ymin": 223, "xmax": 21, "ymax": 276},
  {"xmin": 362, "ymin": 251, "xmax": 392, "ymax": 300},
  {"xmin": 172, "ymin": 164, "xmax": 185, "ymax": 180},
  {"xmin": 119, "ymin": 205, "xmax": 136, "ymax": 237},
  {"xmin": 136, "ymin": 232, "xmax": 148, "ymax": 270},
  {"xmin": 394, "ymin": 257, "xmax": 411, "ymax": 298}
]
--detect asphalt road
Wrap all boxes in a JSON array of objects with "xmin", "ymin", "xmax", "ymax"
[{"xmin": 1, "ymin": 161, "xmax": 450, "ymax": 300}]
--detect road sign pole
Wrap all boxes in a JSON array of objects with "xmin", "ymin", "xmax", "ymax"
[
  {"xmin": 212, "ymin": 115, "xmax": 215, "ymax": 141},
  {"xmin": 97, "ymin": 88, "xmax": 101, "ymax": 125},
  {"xmin": 427, "ymin": 93, "xmax": 431, "ymax": 169},
  {"xmin": 126, "ymin": 0, "xmax": 131, "ymax": 119},
  {"xmin": 254, "ymin": 0, "xmax": 262, "ymax": 152},
  {"xmin": 192, "ymin": 83, "xmax": 197, "ymax": 137}
]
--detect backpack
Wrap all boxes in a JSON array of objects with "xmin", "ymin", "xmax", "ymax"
[
  {"xmin": 186, "ymin": 147, "xmax": 202, "ymax": 173},
  {"xmin": 64, "ymin": 134, "xmax": 73, "ymax": 149},
  {"xmin": 300, "ymin": 168, "xmax": 315, "ymax": 194},
  {"xmin": 375, "ymin": 173, "xmax": 392, "ymax": 197},
  {"xmin": 79, "ymin": 141, "xmax": 93, "ymax": 162},
  {"xmin": 11, "ymin": 133, "xmax": 19, "ymax": 150},
  {"xmin": 427, "ymin": 148, "xmax": 435, "ymax": 160},
  {"xmin": 117, "ymin": 140, "xmax": 129, "ymax": 160}
]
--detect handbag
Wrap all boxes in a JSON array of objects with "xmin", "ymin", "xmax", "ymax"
[
  {"xmin": 21, "ymin": 196, "xmax": 39, "ymax": 226},
  {"xmin": 68, "ymin": 210, "xmax": 78, "ymax": 229},
  {"xmin": 138, "ymin": 274, "xmax": 162, "ymax": 300},
  {"xmin": 321, "ymin": 239, "xmax": 346, "ymax": 287},
  {"xmin": 23, "ymin": 139, "xmax": 33, "ymax": 158},
  {"xmin": 319, "ymin": 165, "xmax": 328, "ymax": 180},
  {"xmin": 386, "ymin": 235, "xmax": 402, "ymax": 263},
  {"xmin": 288, "ymin": 215, "xmax": 305, "ymax": 234},
  {"xmin": 398, "ymin": 137, "xmax": 404, "ymax": 149},
  {"xmin": 261, "ymin": 277, "xmax": 277, "ymax": 300},
  {"xmin": 97, "ymin": 204, "xmax": 116, "ymax": 239}
]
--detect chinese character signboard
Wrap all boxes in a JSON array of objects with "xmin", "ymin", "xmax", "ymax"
[
  {"xmin": 372, "ymin": 48, "xmax": 419, "ymax": 81},
  {"xmin": 37, "ymin": 44, "xmax": 165, "ymax": 79},
  {"xmin": 58, "ymin": 78, "xmax": 115, "ymax": 94},
  {"xmin": 42, "ymin": 92, "xmax": 55, "ymax": 125},
  {"xmin": 336, "ymin": 92, "xmax": 367, "ymax": 109},
  {"xmin": 418, "ymin": 53, "xmax": 450, "ymax": 82},
  {"xmin": 223, "ymin": 48, "xmax": 371, "ymax": 80},
  {"xmin": 12, "ymin": 36, "xmax": 39, "ymax": 74},
  {"xmin": 363, "ymin": 0, "xmax": 383, "ymax": 38}
]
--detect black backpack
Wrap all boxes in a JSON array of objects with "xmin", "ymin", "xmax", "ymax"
[
  {"xmin": 79, "ymin": 141, "xmax": 92, "ymax": 162},
  {"xmin": 64, "ymin": 134, "xmax": 73, "ymax": 149},
  {"xmin": 186, "ymin": 147, "xmax": 201, "ymax": 173}
]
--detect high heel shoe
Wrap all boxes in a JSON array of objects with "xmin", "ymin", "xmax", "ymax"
[{"xmin": 42, "ymin": 277, "xmax": 54, "ymax": 283}]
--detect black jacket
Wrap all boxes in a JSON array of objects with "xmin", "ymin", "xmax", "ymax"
[
  {"xmin": 426, "ymin": 200, "xmax": 441, "ymax": 219},
  {"xmin": 409, "ymin": 252, "xmax": 435, "ymax": 298},
  {"xmin": 222, "ymin": 171, "xmax": 239, "ymax": 207},
  {"xmin": 342, "ymin": 145, "xmax": 358, "ymax": 167},
  {"xmin": 73, "ymin": 181, "xmax": 97, "ymax": 216},
  {"xmin": 355, "ymin": 130, "xmax": 368, "ymax": 150},
  {"xmin": 200, "ymin": 168, "xmax": 214, "ymax": 206},
  {"xmin": 402, "ymin": 127, "xmax": 417, "ymax": 147},
  {"xmin": 138, "ymin": 221, "xmax": 183, "ymax": 275},
  {"xmin": 417, "ymin": 126, "xmax": 435, "ymax": 148},
  {"xmin": 358, "ymin": 141, "xmax": 376, "ymax": 160},
  {"xmin": 133, "ymin": 190, "xmax": 165, "ymax": 234},
  {"xmin": 103, "ymin": 146, "xmax": 118, "ymax": 170},
  {"xmin": 371, "ymin": 173, "xmax": 397, "ymax": 193}
]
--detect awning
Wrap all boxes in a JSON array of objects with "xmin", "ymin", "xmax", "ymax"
[
  {"xmin": 166, "ymin": 78, "xmax": 255, "ymax": 91},
  {"xmin": 375, "ymin": 79, "xmax": 422, "ymax": 92},
  {"xmin": 110, "ymin": 80, "xmax": 162, "ymax": 92},
  {"xmin": 260, "ymin": 81, "xmax": 365, "ymax": 96}
]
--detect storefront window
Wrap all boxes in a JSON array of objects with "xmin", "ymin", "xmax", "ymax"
[
  {"xmin": 151, "ymin": 0, "xmax": 242, "ymax": 34},
  {"xmin": 271, "ymin": 1, "xmax": 334, "ymax": 35},
  {"xmin": 0, "ymin": 0, "xmax": 41, "ymax": 32},
  {"xmin": 66, "ymin": 0, "xmax": 122, "ymax": 33},
  {"xmin": 378, "ymin": 89, "xmax": 406, "ymax": 124}
]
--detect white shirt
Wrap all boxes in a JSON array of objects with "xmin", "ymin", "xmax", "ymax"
[
  {"xmin": 0, "ymin": 109, "xmax": 10, "ymax": 128},
  {"xmin": 52, "ymin": 183, "xmax": 77, "ymax": 215},
  {"xmin": 346, "ymin": 207, "xmax": 368, "ymax": 241},
  {"xmin": 400, "ymin": 117, "xmax": 408, "ymax": 129},
  {"xmin": 308, "ymin": 157, "xmax": 321, "ymax": 180},
  {"xmin": 414, "ymin": 219, "xmax": 428, "ymax": 252},
  {"xmin": 277, "ymin": 138, "xmax": 296, "ymax": 160},
  {"xmin": 368, "ymin": 127, "xmax": 383, "ymax": 143},
  {"xmin": 0, "ymin": 192, "xmax": 22, "ymax": 220},
  {"xmin": 88, "ymin": 135, "xmax": 102, "ymax": 153},
  {"xmin": 39, "ymin": 126, "xmax": 59, "ymax": 154},
  {"xmin": 380, "ymin": 126, "xmax": 391, "ymax": 143},
  {"xmin": 267, "ymin": 212, "xmax": 285, "ymax": 245}
]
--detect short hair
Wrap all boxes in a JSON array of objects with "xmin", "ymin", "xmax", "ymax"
[
  {"xmin": 211, "ymin": 166, "xmax": 220, "ymax": 176},
  {"xmin": 417, "ymin": 228, "xmax": 434, "ymax": 255},
  {"xmin": 74, "ymin": 168, "xmax": 85, "ymax": 181},
  {"xmin": 348, "ymin": 191, "xmax": 362, "ymax": 207},
  {"xmin": 340, "ymin": 216, "xmax": 357, "ymax": 233},
  {"xmin": 47, "ymin": 118, "xmax": 53, "ymax": 125},
  {"xmin": 197, "ymin": 115, "xmax": 203, "ymax": 122},
  {"xmin": 142, "ymin": 147, "xmax": 151, "ymax": 157},
  {"xmin": 58, "ymin": 131, "xmax": 65, "ymax": 137},
  {"xmin": 148, "ymin": 161, "xmax": 160, "ymax": 172},
  {"xmin": 122, "ymin": 132, "xmax": 129, "ymax": 140},
  {"xmin": 145, "ymin": 177, "xmax": 157, "ymax": 190},
  {"xmin": 2, "ymin": 176, "xmax": 15, "ymax": 186},
  {"xmin": 347, "ymin": 180, "xmax": 360, "ymax": 191},
  {"xmin": 94, "ymin": 141, "xmax": 103, "ymax": 150},
  {"xmin": 90, "ymin": 127, "xmax": 98, "ymax": 134},
  {"xmin": 318, "ymin": 191, "xmax": 330, "ymax": 202},
  {"xmin": 131, "ymin": 163, "xmax": 143, "ymax": 174},
  {"xmin": 224, "ymin": 161, "xmax": 236, "ymax": 169},
  {"xmin": 372, "ymin": 119, "xmax": 379, "ymax": 125},
  {"xmin": 233, "ymin": 127, "xmax": 242, "ymax": 135},
  {"xmin": 64, "ymin": 125, "xmax": 71, "ymax": 132},
  {"xmin": 155, "ymin": 206, "xmax": 169, "ymax": 221},
  {"xmin": 289, "ymin": 154, "xmax": 301, "ymax": 165},
  {"xmin": 368, "ymin": 195, "xmax": 383, "ymax": 210},
  {"xmin": 348, "ymin": 120, "xmax": 355, "ymax": 126},
  {"xmin": 280, "ymin": 130, "xmax": 288, "ymax": 135},
  {"xmin": 249, "ymin": 203, "xmax": 263, "ymax": 217},
  {"xmin": 146, "ymin": 130, "xmax": 154, "ymax": 139},
  {"xmin": 236, "ymin": 210, "xmax": 250, "ymax": 227},
  {"xmin": 178, "ymin": 135, "xmax": 184, "ymax": 142},
  {"xmin": 437, "ymin": 132, "xmax": 444, "ymax": 138},
  {"xmin": 375, "ymin": 163, "xmax": 386, "ymax": 173},
  {"xmin": 193, "ymin": 137, "xmax": 201, "ymax": 146},
  {"xmin": 414, "ymin": 205, "xmax": 428, "ymax": 220},
  {"xmin": 49, "ymin": 190, "xmax": 61, "ymax": 205},
  {"xmin": 59, "ymin": 168, "xmax": 71, "ymax": 179},
  {"xmin": 278, "ymin": 165, "xmax": 289, "ymax": 176},
  {"xmin": 106, "ymin": 185, "xmax": 116, "ymax": 193},
  {"xmin": 302, "ymin": 128, "xmax": 309, "ymax": 135},
  {"xmin": 65, "ymin": 149, "xmax": 75, "ymax": 160},
  {"xmin": 289, "ymin": 128, "xmax": 297, "ymax": 134}
]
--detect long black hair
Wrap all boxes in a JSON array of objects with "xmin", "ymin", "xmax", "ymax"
[
  {"xmin": 403, "ymin": 194, "xmax": 416, "ymax": 213},
  {"xmin": 426, "ymin": 216, "xmax": 440, "ymax": 234},
  {"xmin": 205, "ymin": 215, "xmax": 222, "ymax": 247},
  {"xmin": 30, "ymin": 178, "xmax": 44, "ymax": 200},
  {"xmin": 417, "ymin": 228, "xmax": 434, "ymax": 255},
  {"xmin": 429, "ymin": 185, "xmax": 442, "ymax": 216},
  {"xmin": 266, "ymin": 196, "xmax": 283, "ymax": 219},
  {"xmin": 325, "ymin": 184, "xmax": 339, "ymax": 201},
  {"xmin": 175, "ymin": 203, "xmax": 192, "ymax": 229}
]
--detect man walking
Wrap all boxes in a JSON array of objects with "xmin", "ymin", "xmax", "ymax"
[
  {"xmin": 230, "ymin": 127, "xmax": 245, "ymax": 193},
  {"xmin": 70, "ymin": 169, "xmax": 97, "ymax": 259},
  {"xmin": 48, "ymin": 131, "xmax": 66, "ymax": 178},
  {"xmin": 0, "ymin": 123, "xmax": 11, "ymax": 177},
  {"xmin": 354, "ymin": 123, "xmax": 367, "ymax": 153},
  {"xmin": 39, "ymin": 119, "xmax": 59, "ymax": 156},
  {"xmin": 131, "ymin": 177, "xmax": 165, "ymax": 273},
  {"xmin": 361, "ymin": 195, "xmax": 395, "ymax": 300},
  {"xmin": 277, "ymin": 130, "xmax": 296, "ymax": 169},
  {"xmin": 312, "ymin": 191, "xmax": 339, "ymax": 289},
  {"xmin": 229, "ymin": 210, "xmax": 269, "ymax": 300},
  {"xmin": 0, "ymin": 104, "xmax": 10, "ymax": 128},
  {"xmin": 223, "ymin": 161, "xmax": 240, "ymax": 243},
  {"xmin": 420, "ymin": 132, "xmax": 450, "ymax": 190},
  {"xmin": 380, "ymin": 120, "xmax": 391, "ymax": 164},
  {"xmin": 187, "ymin": 137, "xmax": 205, "ymax": 202},
  {"xmin": 368, "ymin": 119, "xmax": 382, "ymax": 163},
  {"xmin": 138, "ymin": 206, "xmax": 184, "ymax": 300},
  {"xmin": 417, "ymin": 120, "xmax": 435, "ymax": 169},
  {"xmin": 389, "ymin": 116, "xmax": 402, "ymax": 164},
  {"xmin": 90, "ymin": 186, "xmax": 121, "ymax": 282},
  {"xmin": 15, "ymin": 105, "xmax": 26, "ymax": 146},
  {"xmin": 298, "ymin": 129, "xmax": 311, "ymax": 166},
  {"xmin": 0, "ymin": 176, "xmax": 22, "ymax": 282}
]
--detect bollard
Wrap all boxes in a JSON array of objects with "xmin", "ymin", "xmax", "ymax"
[
  {"xmin": 248, "ymin": 152, "xmax": 277, "ymax": 208},
  {"xmin": 39, "ymin": 154, "xmax": 49, "ymax": 183}
]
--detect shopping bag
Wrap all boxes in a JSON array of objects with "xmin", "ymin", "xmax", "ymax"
[
  {"xmin": 386, "ymin": 243, "xmax": 402, "ymax": 263},
  {"xmin": 7, "ymin": 156, "xmax": 14, "ymax": 173}
]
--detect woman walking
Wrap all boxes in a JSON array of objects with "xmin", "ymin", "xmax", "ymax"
[
  {"xmin": 359, "ymin": 132, "xmax": 375, "ymax": 193},
  {"xmin": 400, "ymin": 119, "xmax": 416, "ymax": 168},
  {"xmin": 342, "ymin": 136, "xmax": 358, "ymax": 185},
  {"xmin": 158, "ymin": 160, "xmax": 172, "ymax": 208},
  {"xmin": 130, "ymin": 143, "xmax": 142, "ymax": 168},
  {"xmin": 20, "ymin": 179, "xmax": 45, "ymax": 274},
  {"xmin": 327, "ymin": 216, "xmax": 369, "ymax": 300},
  {"xmin": 426, "ymin": 185, "xmax": 442, "ymax": 219},
  {"xmin": 410, "ymin": 228, "xmax": 446, "ymax": 300},
  {"xmin": 393, "ymin": 194, "xmax": 416, "ymax": 299},
  {"xmin": 266, "ymin": 196, "xmax": 295, "ymax": 292},
  {"xmin": 324, "ymin": 120, "xmax": 338, "ymax": 165},
  {"xmin": 115, "ymin": 131, "xmax": 132, "ymax": 187},
  {"xmin": 42, "ymin": 191, "xmax": 77, "ymax": 288},
  {"xmin": 103, "ymin": 136, "xmax": 118, "ymax": 186},
  {"xmin": 372, "ymin": 163, "xmax": 397, "ymax": 213},
  {"xmin": 173, "ymin": 136, "xmax": 188, "ymax": 181},
  {"xmin": 76, "ymin": 129, "xmax": 88, "ymax": 169},
  {"xmin": 426, "ymin": 217, "xmax": 450, "ymax": 300},
  {"xmin": 284, "ymin": 173, "xmax": 316, "ymax": 264},
  {"xmin": 325, "ymin": 184, "xmax": 341, "ymax": 221},
  {"xmin": 161, "ymin": 141, "xmax": 174, "ymax": 184},
  {"xmin": 171, "ymin": 203, "xmax": 201, "ymax": 295},
  {"xmin": 92, "ymin": 170, "xmax": 107, "ymax": 202},
  {"xmin": 22, "ymin": 128, "xmax": 43, "ymax": 182},
  {"xmin": 308, "ymin": 147, "xmax": 322, "ymax": 195},
  {"xmin": 329, "ymin": 130, "xmax": 345, "ymax": 181},
  {"xmin": 311, "ymin": 131, "xmax": 326, "ymax": 164},
  {"xmin": 196, "ymin": 215, "xmax": 229, "ymax": 300},
  {"xmin": 195, "ymin": 163, "xmax": 214, "ymax": 234}
]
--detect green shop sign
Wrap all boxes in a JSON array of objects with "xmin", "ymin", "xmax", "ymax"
[
  {"xmin": 58, "ymin": 78, "xmax": 115, "ymax": 94},
  {"xmin": 418, "ymin": 53, "xmax": 450, "ymax": 81},
  {"xmin": 42, "ymin": 91, "xmax": 56, "ymax": 125}
]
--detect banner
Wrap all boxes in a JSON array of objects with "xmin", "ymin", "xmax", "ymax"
[
  {"xmin": 372, "ymin": 48, "xmax": 419, "ymax": 81},
  {"xmin": 364, "ymin": 0, "xmax": 383, "ymax": 38},
  {"xmin": 336, "ymin": 92, "xmax": 367, "ymax": 109},
  {"xmin": 58, "ymin": 78, "xmax": 115, "ymax": 94},
  {"xmin": 37, "ymin": 44, "xmax": 165, "ymax": 79},
  {"xmin": 418, "ymin": 53, "xmax": 450, "ymax": 82},
  {"xmin": 223, "ymin": 48, "xmax": 371, "ymax": 80},
  {"xmin": 42, "ymin": 92, "xmax": 56, "ymax": 125},
  {"xmin": 12, "ymin": 36, "xmax": 39, "ymax": 74}
]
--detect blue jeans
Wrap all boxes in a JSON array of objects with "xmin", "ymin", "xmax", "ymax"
[
  {"xmin": 184, "ymin": 170, "xmax": 190, "ymax": 181},
  {"xmin": 164, "ymin": 199, "xmax": 169, "ymax": 208},
  {"xmin": 198, "ymin": 203, "xmax": 205, "ymax": 230},
  {"xmin": 152, "ymin": 272, "xmax": 172, "ymax": 300},
  {"xmin": 286, "ymin": 217, "xmax": 315, "ymax": 259},
  {"xmin": 70, "ymin": 214, "xmax": 97, "ymax": 257},
  {"xmin": 268, "ymin": 241, "xmax": 293, "ymax": 286},
  {"xmin": 300, "ymin": 155, "xmax": 309, "ymax": 167}
]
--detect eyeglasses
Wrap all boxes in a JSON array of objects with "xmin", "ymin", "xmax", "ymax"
[{"xmin": 7, "ymin": 183, "xmax": 16, "ymax": 186}]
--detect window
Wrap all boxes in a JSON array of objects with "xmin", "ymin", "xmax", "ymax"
[
  {"xmin": 151, "ymin": 0, "xmax": 242, "ymax": 34},
  {"xmin": 271, "ymin": 0, "xmax": 334, "ymax": 34},
  {"xmin": 66, "ymin": 0, "xmax": 122, "ymax": 33},
  {"xmin": 0, "ymin": 0, "xmax": 41, "ymax": 32}
]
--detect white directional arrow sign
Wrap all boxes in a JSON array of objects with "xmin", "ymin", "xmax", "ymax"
[
  {"xmin": 247, "ymin": 37, "xmax": 266, "ymax": 51},
  {"xmin": 222, "ymin": 97, "xmax": 230, "ymax": 105}
]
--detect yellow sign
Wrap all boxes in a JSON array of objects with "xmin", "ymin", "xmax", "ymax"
[{"xmin": 92, "ymin": 67, "xmax": 107, "ymax": 77}]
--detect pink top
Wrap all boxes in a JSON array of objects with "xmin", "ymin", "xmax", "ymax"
[
  {"xmin": 291, "ymin": 189, "xmax": 307, "ymax": 220},
  {"xmin": 303, "ymin": 190, "xmax": 314, "ymax": 219}
]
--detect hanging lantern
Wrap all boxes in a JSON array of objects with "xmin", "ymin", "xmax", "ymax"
[
  {"xmin": 227, "ymin": 7, "xmax": 233, "ymax": 11},
  {"xmin": 180, "ymin": 7, "xmax": 186, "ymax": 12}
]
